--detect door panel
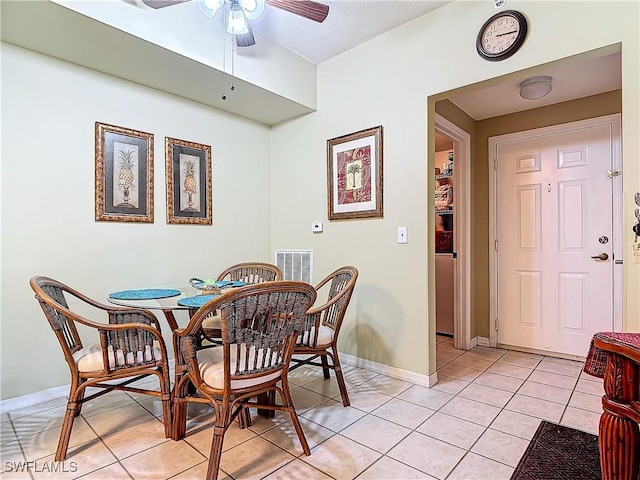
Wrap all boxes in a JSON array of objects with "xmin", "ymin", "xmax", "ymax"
[{"xmin": 497, "ymin": 123, "xmax": 614, "ymax": 356}]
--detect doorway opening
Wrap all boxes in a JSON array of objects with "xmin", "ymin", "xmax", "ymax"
[
  {"xmin": 434, "ymin": 114, "xmax": 471, "ymax": 351},
  {"xmin": 428, "ymin": 45, "xmax": 622, "ymax": 373}
]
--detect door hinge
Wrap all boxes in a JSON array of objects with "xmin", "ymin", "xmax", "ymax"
[
  {"xmin": 494, "ymin": 159, "xmax": 498, "ymax": 171},
  {"xmin": 495, "ymin": 318, "xmax": 499, "ymax": 331},
  {"xmin": 607, "ymin": 170, "xmax": 622, "ymax": 179},
  {"xmin": 495, "ymin": 239, "xmax": 499, "ymax": 251}
]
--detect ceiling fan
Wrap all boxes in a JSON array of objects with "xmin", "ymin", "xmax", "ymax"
[{"xmin": 140, "ymin": 0, "xmax": 329, "ymax": 47}]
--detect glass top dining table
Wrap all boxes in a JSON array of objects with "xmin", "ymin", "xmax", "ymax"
[{"xmin": 106, "ymin": 285, "xmax": 233, "ymax": 331}]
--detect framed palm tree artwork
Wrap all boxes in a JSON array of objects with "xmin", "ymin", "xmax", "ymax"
[
  {"xmin": 327, "ymin": 125, "xmax": 383, "ymax": 220},
  {"xmin": 165, "ymin": 137, "xmax": 212, "ymax": 225},
  {"xmin": 95, "ymin": 122, "xmax": 154, "ymax": 223}
]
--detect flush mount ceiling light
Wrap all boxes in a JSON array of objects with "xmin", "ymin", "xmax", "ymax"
[{"xmin": 519, "ymin": 75, "xmax": 553, "ymax": 100}]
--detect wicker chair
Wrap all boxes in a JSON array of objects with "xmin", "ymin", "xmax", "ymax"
[
  {"xmin": 290, "ymin": 266, "xmax": 358, "ymax": 407},
  {"xmin": 201, "ymin": 262, "xmax": 282, "ymax": 343},
  {"xmin": 216, "ymin": 262, "xmax": 283, "ymax": 284},
  {"xmin": 29, "ymin": 276, "xmax": 172, "ymax": 461},
  {"xmin": 172, "ymin": 281, "xmax": 316, "ymax": 480}
]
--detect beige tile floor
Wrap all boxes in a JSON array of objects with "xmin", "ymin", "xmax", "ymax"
[{"xmin": 1, "ymin": 336, "xmax": 604, "ymax": 479}]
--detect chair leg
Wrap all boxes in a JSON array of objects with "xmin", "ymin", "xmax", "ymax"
[
  {"xmin": 74, "ymin": 381, "xmax": 86, "ymax": 416},
  {"xmin": 206, "ymin": 408, "xmax": 229, "ymax": 480},
  {"xmin": 157, "ymin": 368, "xmax": 172, "ymax": 438},
  {"xmin": 172, "ymin": 376, "xmax": 190, "ymax": 440},
  {"xmin": 281, "ymin": 378, "xmax": 310, "ymax": 455},
  {"xmin": 161, "ymin": 393, "xmax": 172, "ymax": 438},
  {"xmin": 55, "ymin": 401, "xmax": 78, "ymax": 461},
  {"xmin": 237, "ymin": 406, "xmax": 252, "ymax": 428},
  {"xmin": 329, "ymin": 350, "xmax": 350, "ymax": 407},
  {"xmin": 320, "ymin": 355, "xmax": 330, "ymax": 379}
]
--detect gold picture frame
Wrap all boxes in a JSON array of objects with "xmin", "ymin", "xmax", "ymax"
[
  {"xmin": 95, "ymin": 122, "xmax": 154, "ymax": 223},
  {"xmin": 327, "ymin": 125, "xmax": 383, "ymax": 220},
  {"xmin": 165, "ymin": 137, "xmax": 212, "ymax": 225}
]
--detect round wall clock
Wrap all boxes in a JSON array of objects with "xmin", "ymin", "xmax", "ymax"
[{"xmin": 476, "ymin": 10, "xmax": 528, "ymax": 61}]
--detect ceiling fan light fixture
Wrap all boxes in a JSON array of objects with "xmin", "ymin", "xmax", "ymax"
[
  {"xmin": 197, "ymin": 0, "xmax": 224, "ymax": 17},
  {"xmin": 227, "ymin": 0, "xmax": 250, "ymax": 35},
  {"xmin": 519, "ymin": 75, "xmax": 553, "ymax": 100},
  {"xmin": 240, "ymin": 0, "xmax": 265, "ymax": 20}
]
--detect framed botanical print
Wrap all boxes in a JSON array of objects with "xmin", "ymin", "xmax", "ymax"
[
  {"xmin": 95, "ymin": 122, "xmax": 154, "ymax": 223},
  {"xmin": 327, "ymin": 125, "xmax": 383, "ymax": 220},
  {"xmin": 165, "ymin": 137, "xmax": 212, "ymax": 225}
]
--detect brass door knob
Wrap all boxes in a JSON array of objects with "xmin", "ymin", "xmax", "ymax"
[{"xmin": 590, "ymin": 253, "xmax": 609, "ymax": 261}]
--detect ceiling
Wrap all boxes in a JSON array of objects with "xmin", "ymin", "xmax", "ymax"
[
  {"xmin": 137, "ymin": 0, "xmax": 452, "ymax": 64},
  {"xmin": 449, "ymin": 51, "xmax": 622, "ymax": 121},
  {"xmin": 142, "ymin": 0, "xmax": 621, "ymax": 120},
  {"xmin": 3, "ymin": 1, "xmax": 622, "ymax": 126},
  {"xmin": 435, "ymin": 50, "xmax": 622, "ymax": 149}
]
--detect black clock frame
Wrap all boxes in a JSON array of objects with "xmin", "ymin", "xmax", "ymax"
[{"xmin": 476, "ymin": 10, "xmax": 528, "ymax": 62}]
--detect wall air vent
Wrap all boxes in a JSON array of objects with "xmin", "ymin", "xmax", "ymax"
[{"xmin": 275, "ymin": 249, "xmax": 314, "ymax": 284}]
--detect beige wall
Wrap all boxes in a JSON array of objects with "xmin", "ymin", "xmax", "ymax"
[
  {"xmin": 271, "ymin": 1, "xmax": 639, "ymax": 378},
  {"xmin": 0, "ymin": 44, "xmax": 274, "ymax": 399},
  {"xmin": 2, "ymin": 1, "xmax": 639, "ymax": 400}
]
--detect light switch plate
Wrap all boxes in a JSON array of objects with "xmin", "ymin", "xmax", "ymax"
[
  {"xmin": 312, "ymin": 221, "xmax": 323, "ymax": 233},
  {"xmin": 398, "ymin": 226, "xmax": 408, "ymax": 244}
]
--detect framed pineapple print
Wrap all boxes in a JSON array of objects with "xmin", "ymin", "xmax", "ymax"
[
  {"xmin": 327, "ymin": 125, "xmax": 383, "ymax": 220},
  {"xmin": 95, "ymin": 122, "xmax": 154, "ymax": 223},
  {"xmin": 165, "ymin": 137, "xmax": 212, "ymax": 225}
]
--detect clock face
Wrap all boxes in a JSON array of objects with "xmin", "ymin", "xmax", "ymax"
[{"xmin": 477, "ymin": 10, "xmax": 528, "ymax": 61}]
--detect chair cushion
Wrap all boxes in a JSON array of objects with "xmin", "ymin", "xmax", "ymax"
[
  {"xmin": 298, "ymin": 324, "xmax": 334, "ymax": 347},
  {"xmin": 201, "ymin": 314, "xmax": 221, "ymax": 329},
  {"xmin": 73, "ymin": 342, "xmax": 162, "ymax": 373},
  {"xmin": 196, "ymin": 345, "xmax": 282, "ymax": 390}
]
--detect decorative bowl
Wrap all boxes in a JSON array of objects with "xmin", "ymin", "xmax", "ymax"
[{"xmin": 189, "ymin": 277, "xmax": 221, "ymax": 293}]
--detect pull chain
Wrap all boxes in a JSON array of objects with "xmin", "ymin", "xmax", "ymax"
[
  {"xmin": 221, "ymin": 4, "xmax": 235, "ymax": 101},
  {"xmin": 230, "ymin": 37, "xmax": 236, "ymax": 93},
  {"xmin": 221, "ymin": 17, "xmax": 227, "ymax": 100}
]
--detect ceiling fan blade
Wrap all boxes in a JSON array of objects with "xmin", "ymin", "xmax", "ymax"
[
  {"xmin": 236, "ymin": 23, "xmax": 256, "ymax": 47},
  {"xmin": 266, "ymin": 0, "xmax": 329, "ymax": 23},
  {"xmin": 140, "ymin": 0, "xmax": 189, "ymax": 8}
]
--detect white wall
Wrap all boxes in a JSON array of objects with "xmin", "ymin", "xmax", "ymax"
[
  {"xmin": 270, "ymin": 0, "xmax": 640, "ymax": 376},
  {"xmin": 0, "ymin": 44, "xmax": 273, "ymax": 398}
]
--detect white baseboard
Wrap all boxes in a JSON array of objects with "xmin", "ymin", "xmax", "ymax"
[
  {"xmin": 2, "ymin": 353, "xmax": 440, "ymax": 413},
  {"xmin": 475, "ymin": 336, "xmax": 490, "ymax": 347},
  {"xmin": 0, "ymin": 384, "xmax": 70, "ymax": 413},
  {"xmin": 340, "ymin": 352, "xmax": 436, "ymax": 388},
  {"xmin": 0, "ymin": 359, "xmax": 177, "ymax": 414}
]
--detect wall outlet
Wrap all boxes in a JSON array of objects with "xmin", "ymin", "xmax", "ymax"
[
  {"xmin": 398, "ymin": 226, "xmax": 408, "ymax": 244},
  {"xmin": 312, "ymin": 221, "xmax": 323, "ymax": 233}
]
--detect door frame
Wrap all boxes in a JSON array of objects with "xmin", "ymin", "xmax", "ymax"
[
  {"xmin": 488, "ymin": 114, "xmax": 623, "ymax": 348},
  {"xmin": 435, "ymin": 114, "xmax": 471, "ymax": 350}
]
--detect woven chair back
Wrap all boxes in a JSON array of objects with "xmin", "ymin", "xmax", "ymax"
[
  {"xmin": 217, "ymin": 262, "xmax": 283, "ymax": 284},
  {"xmin": 180, "ymin": 281, "xmax": 316, "ymax": 384},
  {"xmin": 31, "ymin": 277, "xmax": 83, "ymax": 355}
]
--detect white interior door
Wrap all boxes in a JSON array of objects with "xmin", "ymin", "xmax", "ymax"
[{"xmin": 495, "ymin": 120, "xmax": 618, "ymax": 357}]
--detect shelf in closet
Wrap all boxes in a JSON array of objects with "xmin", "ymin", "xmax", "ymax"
[
  {"xmin": 436, "ymin": 209, "xmax": 454, "ymax": 215},
  {"xmin": 435, "ymin": 173, "xmax": 453, "ymax": 180}
]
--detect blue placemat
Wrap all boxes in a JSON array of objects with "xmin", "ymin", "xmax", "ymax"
[
  {"xmin": 228, "ymin": 281, "xmax": 245, "ymax": 287},
  {"xmin": 177, "ymin": 294, "xmax": 220, "ymax": 308},
  {"xmin": 108, "ymin": 288, "xmax": 181, "ymax": 300}
]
